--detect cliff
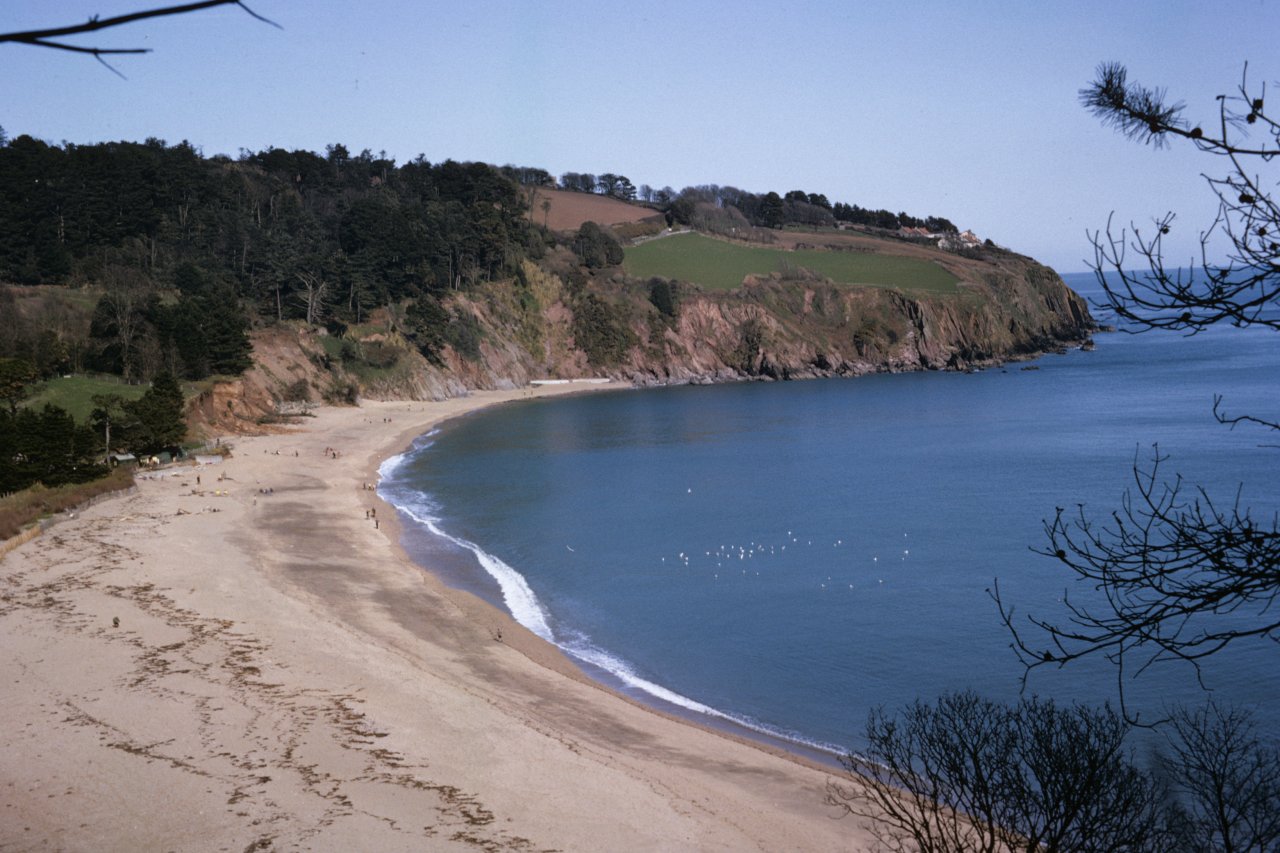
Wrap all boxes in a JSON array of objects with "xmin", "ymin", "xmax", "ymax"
[
  {"xmin": 625, "ymin": 263, "xmax": 1090, "ymax": 384},
  {"xmin": 187, "ymin": 244, "xmax": 1093, "ymax": 436}
]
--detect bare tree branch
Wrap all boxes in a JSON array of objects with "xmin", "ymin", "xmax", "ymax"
[
  {"xmin": 1160, "ymin": 702, "xmax": 1280, "ymax": 851},
  {"xmin": 1081, "ymin": 64, "xmax": 1280, "ymax": 335},
  {"xmin": 1214, "ymin": 393, "xmax": 1280, "ymax": 438},
  {"xmin": 994, "ymin": 448, "xmax": 1280, "ymax": 720},
  {"xmin": 994, "ymin": 64, "xmax": 1280, "ymax": 712},
  {"xmin": 827, "ymin": 693, "xmax": 1172, "ymax": 852},
  {"xmin": 0, "ymin": 1, "xmax": 280, "ymax": 73}
]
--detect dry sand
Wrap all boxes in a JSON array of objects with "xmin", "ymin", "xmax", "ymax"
[{"xmin": 1, "ymin": 384, "xmax": 873, "ymax": 851}]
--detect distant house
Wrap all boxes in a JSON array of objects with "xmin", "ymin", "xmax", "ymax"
[
  {"xmin": 938, "ymin": 229, "xmax": 984, "ymax": 251},
  {"xmin": 898, "ymin": 226, "xmax": 940, "ymax": 241}
]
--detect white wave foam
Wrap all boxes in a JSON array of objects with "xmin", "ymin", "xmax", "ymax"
[
  {"xmin": 560, "ymin": 635, "xmax": 725, "ymax": 717},
  {"xmin": 378, "ymin": 452, "xmax": 409, "ymax": 481},
  {"xmin": 377, "ymin": 430, "xmax": 440, "ymax": 482},
  {"xmin": 558, "ymin": 631, "xmax": 844, "ymax": 756},
  {"xmin": 385, "ymin": 498, "xmax": 554, "ymax": 641}
]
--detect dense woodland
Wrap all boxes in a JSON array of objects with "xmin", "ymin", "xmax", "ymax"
[{"xmin": 0, "ymin": 136, "xmax": 540, "ymax": 381}]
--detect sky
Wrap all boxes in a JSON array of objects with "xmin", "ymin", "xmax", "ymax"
[{"xmin": 4, "ymin": 0, "xmax": 1278, "ymax": 273}]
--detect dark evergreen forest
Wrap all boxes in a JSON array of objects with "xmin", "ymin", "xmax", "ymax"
[{"xmin": 0, "ymin": 136, "xmax": 542, "ymax": 383}]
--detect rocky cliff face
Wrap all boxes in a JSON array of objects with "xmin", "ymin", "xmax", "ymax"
[
  {"xmin": 187, "ymin": 248, "xmax": 1094, "ymax": 436},
  {"xmin": 622, "ymin": 263, "xmax": 1090, "ymax": 385}
]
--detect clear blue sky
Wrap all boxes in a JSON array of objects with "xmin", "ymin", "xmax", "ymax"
[{"xmin": 5, "ymin": 0, "xmax": 1277, "ymax": 273}]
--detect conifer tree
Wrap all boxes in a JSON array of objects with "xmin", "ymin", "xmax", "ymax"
[{"xmin": 124, "ymin": 372, "xmax": 185, "ymax": 455}]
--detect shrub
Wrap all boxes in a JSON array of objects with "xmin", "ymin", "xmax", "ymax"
[
  {"xmin": 282, "ymin": 379, "xmax": 311, "ymax": 402},
  {"xmin": 572, "ymin": 221, "xmax": 624, "ymax": 269},
  {"xmin": 828, "ymin": 692, "xmax": 1170, "ymax": 853},
  {"xmin": 444, "ymin": 311, "xmax": 484, "ymax": 361},
  {"xmin": 572, "ymin": 293, "xmax": 636, "ymax": 367},
  {"xmin": 357, "ymin": 340, "xmax": 401, "ymax": 369},
  {"xmin": 0, "ymin": 466, "xmax": 134, "ymax": 541},
  {"xmin": 648, "ymin": 277, "xmax": 678, "ymax": 319}
]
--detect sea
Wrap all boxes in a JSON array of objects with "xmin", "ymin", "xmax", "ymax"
[{"xmin": 378, "ymin": 271, "xmax": 1279, "ymax": 759}]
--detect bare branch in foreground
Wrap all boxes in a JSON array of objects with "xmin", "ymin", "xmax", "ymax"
[
  {"xmin": 1082, "ymin": 64, "xmax": 1280, "ymax": 334},
  {"xmin": 1159, "ymin": 701, "xmax": 1280, "ymax": 851},
  {"xmin": 994, "ymin": 449, "xmax": 1280, "ymax": 706},
  {"xmin": 827, "ymin": 692, "xmax": 1170, "ymax": 852},
  {"xmin": 0, "ymin": 1, "xmax": 279, "ymax": 74}
]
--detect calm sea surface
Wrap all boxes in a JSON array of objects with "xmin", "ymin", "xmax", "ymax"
[{"xmin": 379, "ymin": 272, "xmax": 1279, "ymax": 756}]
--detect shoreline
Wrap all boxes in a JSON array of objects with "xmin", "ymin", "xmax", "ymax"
[
  {"xmin": 1, "ymin": 382, "xmax": 873, "ymax": 851},
  {"xmin": 367, "ymin": 385, "xmax": 846, "ymax": 770},
  {"xmin": 373, "ymin": 402, "xmax": 849, "ymax": 768}
]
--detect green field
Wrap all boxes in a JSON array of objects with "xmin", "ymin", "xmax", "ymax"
[
  {"xmin": 22, "ymin": 374, "xmax": 150, "ymax": 422},
  {"xmin": 624, "ymin": 232, "xmax": 959, "ymax": 293}
]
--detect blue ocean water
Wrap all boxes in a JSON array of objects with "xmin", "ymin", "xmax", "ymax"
[{"xmin": 379, "ymin": 272, "xmax": 1279, "ymax": 756}]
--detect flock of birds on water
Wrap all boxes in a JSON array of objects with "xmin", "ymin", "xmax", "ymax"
[{"xmin": 646, "ymin": 528, "xmax": 915, "ymax": 591}]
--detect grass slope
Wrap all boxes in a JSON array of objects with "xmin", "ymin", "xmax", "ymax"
[
  {"xmin": 624, "ymin": 232, "xmax": 959, "ymax": 293},
  {"xmin": 22, "ymin": 375, "xmax": 149, "ymax": 422}
]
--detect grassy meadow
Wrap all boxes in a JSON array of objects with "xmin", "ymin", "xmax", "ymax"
[
  {"xmin": 624, "ymin": 232, "xmax": 959, "ymax": 293},
  {"xmin": 22, "ymin": 375, "xmax": 150, "ymax": 422}
]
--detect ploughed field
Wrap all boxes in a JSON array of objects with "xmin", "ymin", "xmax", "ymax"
[
  {"xmin": 530, "ymin": 187, "xmax": 666, "ymax": 232},
  {"xmin": 624, "ymin": 232, "xmax": 960, "ymax": 293}
]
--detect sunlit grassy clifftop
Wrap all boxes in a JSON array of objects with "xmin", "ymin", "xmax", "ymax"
[{"xmin": 624, "ymin": 232, "xmax": 959, "ymax": 293}]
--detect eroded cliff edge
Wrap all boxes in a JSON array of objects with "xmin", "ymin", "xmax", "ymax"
[{"xmin": 189, "ymin": 248, "xmax": 1094, "ymax": 435}]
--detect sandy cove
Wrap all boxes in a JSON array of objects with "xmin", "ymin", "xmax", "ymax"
[{"xmin": 0, "ymin": 383, "xmax": 874, "ymax": 852}]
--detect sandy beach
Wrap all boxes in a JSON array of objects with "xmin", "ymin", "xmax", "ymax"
[{"xmin": 0, "ymin": 384, "xmax": 873, "ymax": 852}]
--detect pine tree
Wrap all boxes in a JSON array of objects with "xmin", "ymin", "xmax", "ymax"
[{"xmin": 124, "ymin": 372, "xmax": 186, "ymax": 455}]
